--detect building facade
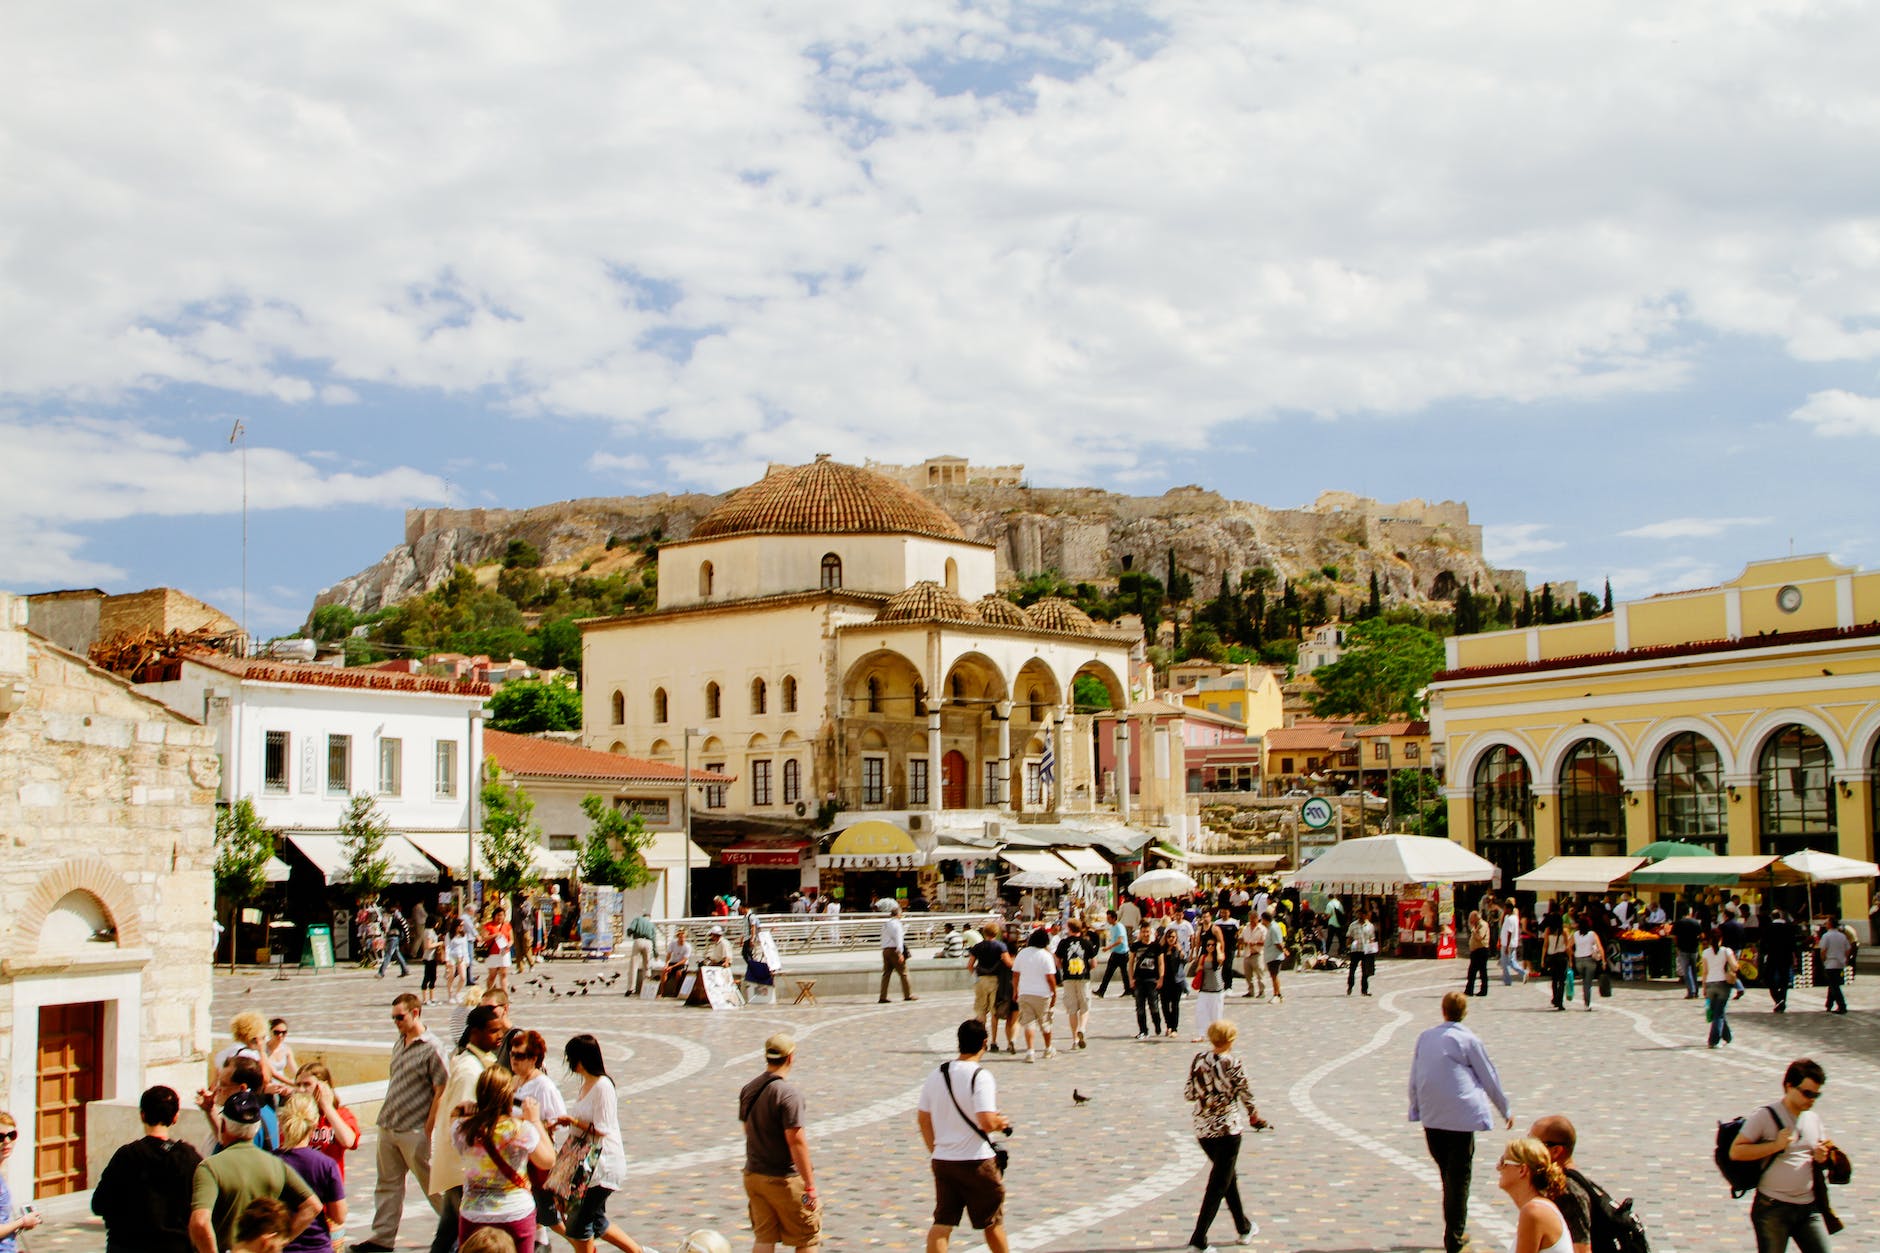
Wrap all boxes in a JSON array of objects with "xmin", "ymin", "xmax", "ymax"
[{"xmin": 1429, "ymin": 556, "xmax": 1879, "ymax": 919}]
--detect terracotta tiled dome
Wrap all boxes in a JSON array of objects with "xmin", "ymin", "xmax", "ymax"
[
  {"xmin": 878, "ymin": 581, "xmax": 983, "ymax": 625},
  {"xmin": 1024, "ymin": 596, "xmax": 1097, "ymax": 635},
  {"xmin": 975, "ymin": 595, "xmax": 1029, "ymax": 627},
  {"xmin": 692, "ymin": 454, "xmax": 966, "ymax": 542}
]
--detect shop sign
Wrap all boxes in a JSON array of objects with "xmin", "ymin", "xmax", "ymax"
[
  {"xmin": 1300, "ymin": 797, "xmax": 1335, "ymax": 830},
  {"xmin": 614, "ymin": 796, "xmax": 672, "ymax": 825}
]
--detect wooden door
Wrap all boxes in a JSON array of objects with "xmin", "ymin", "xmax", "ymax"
[
  {"xmin": 36, "ymin": 1002, "xmax": 103, "ymax": 1196},
  {"xmin": 942, "ymin": 750, "xmax": 969, "ymax": 809}
]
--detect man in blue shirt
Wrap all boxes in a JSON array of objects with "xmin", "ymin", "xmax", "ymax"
[
  {"xmin": 1409, "ymin": 991, "xmax": 1513, "ymax": 1253},
  {"xmin": 1093, "ymin": 910, "xmax": 1131, "ymax": 997}
]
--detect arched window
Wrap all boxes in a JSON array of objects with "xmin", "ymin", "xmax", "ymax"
[
  {"xmin": 783, "ymin": 758, "xmax": 802, "ymax": 804},
  {"xmin": 866, "ymin": 676, "xmax": 881, "ymax": 714},
  {"xmin": 610, "ymin": 690, "xmax": 625, "ymax": 725},
  {"xmin": 951, "ymin": 674, "xmax": 964, "ymax": 701},
  {"xmin": 1472, "ymin": 745, "xmax": 1534, "ymax": 881},
  {"xmin": 705, "ymin": 681, "xmax": 721, "ymax": 720},
  {"xmin": 653, "ymin": 687, "xmax": 669, "ymax": 724},
  {"xmin": 1759, "ymin": 725, "xmax": 1835, "ymax": 855},
  {"xmin": 782, "ymin": 675, "xmax": 798, "ymax": 714},
  {"xmin": 1559, "ymin": 739, "xmax": 1622, "ymax": 856},
  {"xmin": 820, "ymin": 552, "xmax": 842, "ymax": 590},
  {"xmin": 1654, "ymin": 732, "xmax": 1724, "ymax": 850},
  {"xmin": 944, "ymin": 557, "xmax": 958, "ymax": 593},
  {"xmin": 1028, "ymin": 686, "xmax": 1042, "ymax": 722},
  {"xmin": 699, "ymin": 561, "xmax": 714, "ymax": 598},
  {"xmin": 751, "ymin": 677, "xmax": 767, "ymax": 715}
]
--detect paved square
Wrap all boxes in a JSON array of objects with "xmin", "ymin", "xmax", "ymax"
[{"xmin": 35, "ymin": 958, "xmax": 1879, "ymax": 1251}]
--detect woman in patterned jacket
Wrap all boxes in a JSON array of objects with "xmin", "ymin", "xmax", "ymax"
[{"xmin": 1182, "ymin": 1019, "xmax": 1262, "ymax": 1253}]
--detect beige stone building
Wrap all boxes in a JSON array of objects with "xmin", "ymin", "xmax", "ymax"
[{"xmin": 0, "ymin": 592, "xmax": 218, "ymax": 1200}]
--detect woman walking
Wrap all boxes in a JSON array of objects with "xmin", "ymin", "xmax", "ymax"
[
  {"xmin": 1571, "ymin": 915, "xmax": 1604, "ymax": 1012},
  {"xmin": 1494, "ymin": 1137, "xmax": 1571, "ymax": 1253},
  {"xmin": 557, "ymin": 1035, "xmax": 657, "ymax": 1253},
  {"xmin": 507, "ymin": 1031, "xmax": 566, "ymax": 1253},
  {"xmin": 417, "ymin": 917, "xmax": 441, "ymax": 1005},
  {"xmin": 484, "ymin": 908, "xmax": 514, "ymax": 996},
  {"xmin": 1191, "ymin": 931, "xmax": 1227, "ymax": 1043},
  {"xmin": 446, "ymin": 917, "xmax": 473, "ymax": 1002},
  {"xmin": 452, "ymin": 1067, "xmax": 557, "ymax": 1248},
  {"xmin": 1160, "ymin": 927, "xmax": 1187, "ymax": 1038},
  {"xmin": 1182, "ymin": 1020, "xmax": 1260, "ymax": 1252},
  {"xmin": 1701, "ymin": 929, "xmax": 1738, "ymax": 1048},
  {"xmin": 1542, "ymin": 913, "xmax": 1569, "ymax": 1011}
]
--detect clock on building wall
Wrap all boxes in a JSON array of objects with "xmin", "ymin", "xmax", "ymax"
[{"xmin": 1776, "ymin": 584, "xmax": 1803, "ymax": 613}]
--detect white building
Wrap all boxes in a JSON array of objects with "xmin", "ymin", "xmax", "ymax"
[{"xmin": 1296, "ymin": 622, "xmax": 1348, "ymax": 676}]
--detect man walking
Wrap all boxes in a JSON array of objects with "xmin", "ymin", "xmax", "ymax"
[
  {"xmin": 1762, "ymin": 908, "xmax": 1797, "ymax": 1013},
  {"xmin": 1499, "ymin": 900, "xmax": 1523, "ymax": 986},
  {"xmin": 426, "ymin": 1002, "xmax": 507, "ymax": 1253},
  {"xmin": 1816, "ymin": 916, "xmax": 1852, "ymax": 1014},
  {"xmin": 625, "ymin": 910, "xmax": 658, "ymax": 997},
  {"xmin": 1346, "ymin": 907, "xmax": 1376, "ymax": 997},
  {"xmin": 1463, "ymin": 910, "xmax": 1491, "ymax": 997},
  {"xmin": 1094, "ymin": 909, "xmax": 1130, "ymax": 997},
  {"xmin": 352, "ymin": 995, "xmax": 448, "ymax": 1253},
  {"xmin": 917, "ymin": 1020, "xmax": 1011, "ymax": 1253},
  {"xmin": 1409, "ymin": 992, "xmax": 1513, "ymax": 1253},
  {"xmin": 741, "ymin": 1034, "xmax": 820, "ymax": 1253},
  {"xmin": 1241, "ymin": 913, "xmax": 1267, "ymax": 998},
  {"xmin": 879, "ymin": 902, "xmax": 918, "ymax": 1003},
  {"xmin": 1055, "ymin": 917, "xmax": 1096, "ymax": 1048},
  {"xmin": 1729, "ymin": 1058, "xmax": 1836, "ymax": 1253},
  {"xmin": 187, "ymin": 1092, "xmax": 321, "ymax": 1253},
  {"xmin": 378, "ymin": 905, "xmax": 410, "ymax": 979},
  {"xmin": 1128, "ymin": 922, "xmax": 1162, "ymax": 1040},
  {"xmin": 1260, "ymin": 909, "xmax": 1286, "ymax": 1002},
  {"xmin": 1012, "ymin": 929, "xmax": 1058, "ymax": 1061},
  {"xmin": 1672, "ymin": 907, "xmax": 1703, "ymax": 998},
  {"xmin": 1528, "ymin": 1116, "xmax": 1594, "ymax": 1253},
  {"xmin": 92, "ymin": 1085, "xmax": 203, "ymax": 1253},
  {"xmin": 968, "ymin": 922, "xmax": 1013, "ymax": 1035}
]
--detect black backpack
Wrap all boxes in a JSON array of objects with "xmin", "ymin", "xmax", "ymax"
[
  {"xmin": 1565, "ymin": 1168, "xmax": 1651, "ymax": 1253},
  {"xmin": 1715, "ymin": 1103, "xmax": 1784, "ymax": 1198}
]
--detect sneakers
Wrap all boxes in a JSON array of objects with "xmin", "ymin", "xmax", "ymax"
[
  {"xmin": 1044, "ymin": 1046, "xmax": 1056, "ymax": 1059},
  {"xmin": 1026, "ymin": 1049, "xmax": 1036, "ymax": 1063},
  {"xmin": 1238, "ymin": 1221, "xmax": 1260, "ymax": 1242},
  {"xmin": 1136, "ymin": 1031, "xmax": 1148, "ymax": 1040},
  {"xmin": 1185, "ymin": 1245, "xmax": 1216, "ymax": 1253}
]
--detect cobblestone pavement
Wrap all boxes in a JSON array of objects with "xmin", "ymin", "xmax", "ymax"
[{"xmin": 33, "ymin": 959, "xmax": 1879, "ymax": 1251}]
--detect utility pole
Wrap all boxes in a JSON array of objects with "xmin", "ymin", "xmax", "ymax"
[{"xmin": 229, "ymin": 420, "xmax": 248, "ymax": 654}]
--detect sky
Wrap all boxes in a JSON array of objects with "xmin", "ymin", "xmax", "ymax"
[{"xmin": 4, "ymin": 2, "xmax": 1879, "ymax": 637}]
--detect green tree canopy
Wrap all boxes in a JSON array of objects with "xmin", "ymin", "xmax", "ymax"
[
  {"xmin": 487, "ymin": 677, "xmax": 581, "ymax": 732},
  {"xmin": 576, "ymin": 796, "xmax": 654, "ymax": 888},
  {"xmin": 338, "ymin": 793, "xmax": 393, "ymax": 900},
  {"xmin": 215, "ymin": 798, "xmax": 276, "ymax": 905},
  {"xmin": 1306, "ymin": 619, "xmax": 1445, "ymax": 721},
  {"xmin": 479, "ymin": 760, "xmax": 543, "ymax": 897}
]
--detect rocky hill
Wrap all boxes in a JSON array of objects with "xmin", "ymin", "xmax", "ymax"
[{"xmin": 311, "ymin": 463, "xmax": 1528, "ymax": 619}]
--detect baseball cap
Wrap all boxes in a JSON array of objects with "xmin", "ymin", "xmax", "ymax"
[
  {"xmin": 709, "ymin": 924, "xmax": 724, "ymax": 935},
  {"xmin": 223, "ymin": 1090, "xmax": 265, "ymax": 1125},
  {"xmin": 764, "ymin": 1033, "xmax": 796, "ymax": 1062}
]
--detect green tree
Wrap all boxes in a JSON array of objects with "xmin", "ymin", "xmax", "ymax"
[
  {"xmin": 1389, "ymin": 769, "xmax": 1448, "ymax": 837},
  {"xmin": 576, "ymin": 796, "xmax": 654, "ymax": 888},
  {"xmin": 1177, "ymin": 622, "xmax": 1227, "ymax": 662},
  {"xmin": 214, "ymin": 798, "xmax": 276, "ymax": 970},
  {"xmin": 479, "ymin": 760, "xmax": 543, "ymax": 896},
  {"xmin": 1365, "ymin": 571, "xmax": 1383, "ymax": 620},
  {"xmin": 1602, "ymin": 578, "xmax": 1614, "ymax": 615},
  {"xmin": 487, "ymin": 678, "xmax": 581, "ymax": 732},
  {"xmin": 1071, "ymin": 674, "xmax": 1113, "ymax": 712},
  {"xmin": 1453, "ymin": 588, "xmax": 1483, "ymax": 636},
  {"xmin": 503, "ymin": 538, "xmax": 543, "ymax": 569},
  {"xmin": 1307, "ymin": 620, "xmax": 1445, "ymax": 721},
  {"xmin": 535, "ymin": 616, "xmax": 583, "ymax": 673},
  {"xmin": 338, "ymin": 793, "xmax": 393, "ymax": 901},
  {"xmin": 308, "ymin": 604, "xmax": 358, "ymax": 643}
]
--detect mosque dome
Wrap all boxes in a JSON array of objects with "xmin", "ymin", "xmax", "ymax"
[
  {"xmin": 691, "ymin": 454, "xmax": 966, "ymax": 543},
  {"xmin": 974, "ymin": 595, "xmax": 1030, "ymax": 627},
  {"xmin": 878, "ymin": 581, "xmax": 983, "ymax": 626},
  {"xmin": 1023, "ymin": 596, "xmax": 1097, "ymax": 635}
]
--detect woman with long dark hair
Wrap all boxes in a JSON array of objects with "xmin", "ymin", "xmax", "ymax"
[
  {"xmin": 1190, "ymin": 930, "xmax": 1226, "ymax": 1043},
  {"xmin": 1159, "ymin": 926, "xmax": 1187, "ymax": 1038},
  {"xmin": 556, "ymin": 1035, "xmax": 655, "ymax": 1253}
]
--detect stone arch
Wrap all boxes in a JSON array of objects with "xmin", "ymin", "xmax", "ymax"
[
  {"xmin": 1635, "ymin": 715, "xmax": 1741, "ymax": 779},
  {"xmin": 1449, "ymin": 730, "xmax": 1542, "ymax": 792},
  {"xmin": 1013, "ymin": 659, "xmax": 1062, "ymax": 723},
  {"xmin": 944, "ymin": 557, "xmax": 959, "ymax": 593},
  {"xmin": 13, "ymin": 857, "xmax": 146, "ymax": 955},
  {"xmin": 747, "ymin": 732, "xmax": 771, "ymax": 751},
  {"xmin": 842, "ymin": 649, "xmax": 925, "ymax": 719},
  {"xmin": 699, "ymin": 560, "xmax": 715, "ymax": 598},
  {"xmin": 1740, "ymin": 708, "xmax": 1847, "ymax": 771},
  {"xmin": 647, "ymin": 739, "xmax": 672, "ymax": 761},
  {"xmin": 609, "ymin": 740, "xmax": 628, "ymax": 754},
  {"xmin": 1538, "ymin": 725, "xmax": 1634, "ymax": 784},
  {"xmin": 609, "ymin": 690, "xmax": 625, "ymax": 724},
  {"xmin": 941, "ymin": 650, "xmax": 1009, "ymax": 708},
  {"xmin": 1069, "ymin": 659, "xmax": 1126, "ymax": 711},
  {"xmin": 1844, "ymin": 705, "xmax": 1880, "ymax": 774}
]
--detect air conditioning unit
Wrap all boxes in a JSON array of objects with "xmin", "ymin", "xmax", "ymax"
[
  {"xmin": 982, "ymin": 819, "xmax": 1002, "ymax": 841},
  {"xmin": 908, "ymin": 814, "xmax": 929, "ymax": 833}
]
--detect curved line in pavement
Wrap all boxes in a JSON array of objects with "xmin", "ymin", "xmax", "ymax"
[
  {"xmin": 1286, "ymin": 979, "xmax": 1516, "ymax": 1246},
  {"xmin": 961, "ymin": 1132, "xmax": 1209, "ymax": 1253},
  {"xmin": 610, "ymin": 1031, "xmax": 714, "ymax": 1097},
  {"xmin": 1603, "ymin": 1002, "xmax": 1878, "ymax": 1092},
  {"xmin": 720, "ymin": 1004, "xmax": 905, "ymax": 1067}
]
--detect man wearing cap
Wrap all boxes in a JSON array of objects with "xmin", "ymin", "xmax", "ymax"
[
  {"xmin": 187, "ymin": 1091, "xmax": 321, "ymax": 1253},
  {"xmin": 740, "ymin": 1034, "xmax": 820, "ymax": 1253},
  {"xmin": 704, "ymin": 924, "xmax": 736, "ymax": 966},
  {"xmin": 879, "ymin": 901, "xmax": 918, "ymax": 1003}
]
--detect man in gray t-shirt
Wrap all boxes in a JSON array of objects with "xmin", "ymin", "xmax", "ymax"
[
  {"xmin": 1816, "ymin": 920, "xmax": 1853, "ymax": 1014},
  {"xmin": 740, "ymin": 1033, "xmax": 820, "ymax": 1253},
  {"xmin": 1729, "ymin": 1058, "xmax": 1834, "ymax": 1253}
]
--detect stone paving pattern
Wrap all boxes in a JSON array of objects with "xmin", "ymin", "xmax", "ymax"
[{"xmin": 31, "ymin": 959, "xmax": 1879, "ymax": 1251}]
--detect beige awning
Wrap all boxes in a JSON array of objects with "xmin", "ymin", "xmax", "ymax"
[
  {"xmin": 286, "ymin": 832, "xmax": 438, "ymax": 885},
  {"xmin": 1516, "ymin": 856, "xmax": 1645, "ymax": 893},
  {"xmin": 638, "ymin": 830, "xmax": 711, "ymax": 869},
  {"xmin": 1000, "ymin": 849, "xmax": 1074, "ymax": 879},
  {"xmin": 405, "ymin": 832, "xmax": 577, "ymax": 880},
  {"xmin": 1053, "ymin": 846, "xmax": 1113, "ymax": 876}
]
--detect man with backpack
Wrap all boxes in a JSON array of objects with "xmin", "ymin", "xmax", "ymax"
[
  {"xmin": 1529, "ymin": 1115, "xmax": 1650, "ymax": 1253},
  {"xmin": 1727, "ymin": 1058, "xmax": 1837, "ymax": 1252}
]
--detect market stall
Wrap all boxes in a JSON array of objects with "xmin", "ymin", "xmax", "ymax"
[{"xmin": 1290, "ymin": 835, "xmax": 1498, "ymax": 958}]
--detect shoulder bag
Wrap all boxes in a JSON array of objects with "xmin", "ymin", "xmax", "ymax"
[
  {"xmin": 545, "ymin": 1122, "xmax": 604, "ymax": 1206},
  {"xmin": 939, "ymin": 1062, "xmax": 1007, "ymax": 1175}
]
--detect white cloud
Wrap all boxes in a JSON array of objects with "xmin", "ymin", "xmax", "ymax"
[
  {"xmin": 1484, "ymin": 523, "xmax": 1565, "ymax": 564},
  {"xmin": 588, "ymin": 451, "xmax": 649, "ymax": 476},
  {"xmin": 0, "ymin": 524, "xmax": 127, "ymax": 589},
  {"xmin": 1619, "ymin": 516, "xmax": 1771, "ymax": 541},
  {"xmin": 1790, "ymin": 390, "xmax": 1880, "ymax": 437},
  {"xmin": 0, "ymin": 2, "xmax": 1875, "ymax": 487}
]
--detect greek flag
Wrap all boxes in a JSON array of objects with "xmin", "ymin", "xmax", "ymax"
[{"xmin": 1039, "ymin": 729, "xmax": 1055, "ymax": 784}]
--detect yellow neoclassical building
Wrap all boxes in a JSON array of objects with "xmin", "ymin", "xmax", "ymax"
[{"xmin": 1429, "ymin": 556, "xmax": 1880, "ymax": 917}]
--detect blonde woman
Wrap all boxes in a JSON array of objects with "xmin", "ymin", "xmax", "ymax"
[
  {"xmin": 1494, "ymin": 1137, "xmax": 1571, "ymax": 1253},
  {"xmin": 276, "ymin": 1094, "xmax": 347, "ymax": 1253},
  {"xmin": 216, "ymin": 1012, "xmax": 290, "ymax": 1095},
  {"xmin": 0, "ymin": 1111, "xmax": 44, "ymax": 1247},
  {"xmin": 1182, "ymin": 1020, "xmax": 1260, "ymax": 1251}
]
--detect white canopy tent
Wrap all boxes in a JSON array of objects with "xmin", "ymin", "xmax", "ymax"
[
  {"xmin": 1000, "ymin": 849, "xmax": 1077, "ymax": 879},
  {"xmin": 1769, "ymin": 849, "xmax": 1880, "ymax": 923},
  {"xmin": 1053, "ymin": 846, "xmax": 1113, "ymax": 876},
  {"xmin": 404, "ymin": 831, "xmax": 583, "ymax": 879},
  {"xmin": 1290, "ymin": 835, "xmax": 1498, "ymax": 890},
  {"xmin": 1515, "ymin": 856, "xmax": 1646, "ymax": 894},
  {"xmin": 285, "ymin": 832, "xmax": 438, "ymax": 885},
  {"xmin": 262, "ymin": 856, "xmax": 292, "ymax": 884}
]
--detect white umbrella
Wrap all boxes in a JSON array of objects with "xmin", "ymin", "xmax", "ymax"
[
  {"xmin": 1290, "ymin": 835, "xmax": 1498, "ymax": 889},
  {"xmin": 1774, "ymin": 849, "xmax": 1879, "ymax": 923},
  {"xmin": 1003, "ymin": 871, "xmax": 1069, "ymax": 889},
  {"xmin": 1128, "ymin": 868, "xmax": 1199, "ymax": 898}
]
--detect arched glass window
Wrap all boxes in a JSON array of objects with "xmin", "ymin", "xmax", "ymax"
[
  {"xmin": 653, "ymin": 687, "xmax": 669, "ymax": 724},
  {"xmin": 610, "ymin": 690, "xmax": 625, "ymax": 725},
  {"xmin": 1654, "ymin": 732, "xmax": 1725, "ymax": 851},
  {"xmin": 820, "ymin": 553, "xmax": 842, "ymax": 590},
  {"xmin": 783, "ymin": 758, "xmax": 801, "ymax": 804},
  {"xmin": 1472, "ymin": 745, "xmax": 1534, "ymax": 881},
  {"xmin": 1759, "ymin": 725, "xmax": 1835, "ymax": 855},
  {"xmin": 1560, "ymin": 739, "xmax": 1622, "ymax": 856},
  {"xmin": 782, "ymin": 675, "xmax": 798, "ymax": 714},
  {"xmin": 751, "ymin": 677, "xmax": 767, "ymax": 715},
  {"xmin": 699, "ymin": 561, "xmax": 714, "ymax": 598},
  {"xmin": 866, "ymin": 676, "xmax": 881, "ymax": 714},
  {"xmin": 705, "ymin": 681, "xmax": 721, "ymax": 720}
]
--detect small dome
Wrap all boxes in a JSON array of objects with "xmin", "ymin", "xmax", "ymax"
[
  {"xmin": 879, "ymin": 581, "xmax": 983, "ymax": 625},
  {"xmin": 692, "ymin": 455, "xmax": 966, "ymax": 543},
  {"xmin": 1024, "ymin": 596, "xmax": 1097, "ymax": 635},
  {"xmin": 975, "ymin": 595, "xmax": 1029, "ymax": 627}
]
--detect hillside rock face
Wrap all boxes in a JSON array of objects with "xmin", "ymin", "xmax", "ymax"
[{"xmin": 313, "ymin": 471, "xmax": 1523, "ymax": 618}]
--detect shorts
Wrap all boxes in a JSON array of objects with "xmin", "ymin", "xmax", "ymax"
[
  {"xmin": 995, "ymin": 975, "xmax": 1016, "ymax": 1015},
  {"xmin": 1060, "ymin": 981, "xmax": 1090, "ymax": 1016},
  {"xmin": 931, "ymin": 1157, "xmax": 1005, "ymax": 1230},
  {"xmin": 974, "ymin": 975, "xmax": 1001, "ymax": 1019},
  {"xmin": 1017, "ymin": 994, "xmax": 1053, "ymax": 1029},
  {"xmin": 564, "ymin": 1185, "xmax": 613, "ymax": 1240},
  {"xmin": 745, "ymin": 1171, "xmax": 822, "ymax": 1246},
  {"xmin": 1266, "ymin": 960, "xmax": 1281, "ymax": 977},
  {"xmin": 487, "ymin": 951, "xmax": 512, "ymax": 969}
]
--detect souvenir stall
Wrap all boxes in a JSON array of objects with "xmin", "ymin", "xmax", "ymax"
[{"xmin": 1291, "ymin": 835, "xmax": 1499, "ymax": 960}]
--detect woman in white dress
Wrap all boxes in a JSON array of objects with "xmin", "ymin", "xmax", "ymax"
[
  {"xmin": 1495, "ymin": 1137, "xmax": 1572, "ymax": 1253},
  {"xmin": 1190, "ymin": 931, "xmax": 1227, "ymax": 1043},
  {"xmin": 556, "ymin": 1034, "xmax": 657, "ymax": 1253}
]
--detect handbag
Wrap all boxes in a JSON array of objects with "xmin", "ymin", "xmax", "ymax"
[
  {"xmin": 939, "ymin": 1062, "xmax": 1007, "ymax": 1175},
  {"xmin": 545, "ymin": 1125, "xmax": 603, "ymax": 1205}
]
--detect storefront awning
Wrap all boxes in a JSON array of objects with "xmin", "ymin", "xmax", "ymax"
[
  {"xmin": 1515, "ymin": 856, "xmax": 1645, "ymax": 893},
  {"xmin": 263, "ymin": 856, "xmax": 292, "ymax": 883},
  {"xmin": 287, "ymin": 832, "xmax": 438, "ymax": 885},
  {"xmin": 721, "ymin": 840, "xmax": 809, "ymax": 867},
  {"xmin": 638, "ymin": 831, "xmax": 711, "ymax": 869},
  {"xmin": 1053, "ymin": 846, "xmax": 1113, "ymax": 876},
  {"xmin": 999, "ymin": 849, "xmax": 1074, "ymax": 879},
  {"xmin": 403, "ymin": 832, "xmax": 578, "ymax": 880},
  {"xmin": 829, "ymin": 820, "xmax": 918, "ymax": 856},
  {"xmin": 818, "ymin": 852, "xmax": 923, "ymax": 869}
]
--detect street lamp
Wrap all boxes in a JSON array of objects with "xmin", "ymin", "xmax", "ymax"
[
  {"xmin": 466, "ymin": 706, "xmax": 487, "ymax": 910},
  {"xmin": 682, "ymin": 727, "xmax": 703, "ymax": 916}
]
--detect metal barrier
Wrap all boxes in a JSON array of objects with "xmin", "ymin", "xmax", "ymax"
[{"xmin": 654, "ymin": 911, "xmax": 997, "ymax": 955}]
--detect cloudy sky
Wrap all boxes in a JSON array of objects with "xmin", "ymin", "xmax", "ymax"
[{"xmin": 4, "ymin": 2, "xmax": 1878, "ymax": 635}]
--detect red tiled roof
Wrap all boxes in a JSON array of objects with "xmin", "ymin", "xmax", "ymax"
[
  {"xmin": 181, "ymin": 650, "xmax": 492, "ymax": 697},
  {"xmin": 1435, "ymin": 621, "xmax": 1880, "ymax": 683},
  {"xmin": 1264, "ymin": 724, "xmax": 1354, "ymax": 751},
  {"xmin": 486, "ymin": 729, "xmax": 728, "ymax": 783},
  {"xmin": 1355, "ymin": 720, "xmax": 1430, "ymax": 737},
  {"xmin": 688, "ymin": 455, "xmax": 969, "ymax": 543}
]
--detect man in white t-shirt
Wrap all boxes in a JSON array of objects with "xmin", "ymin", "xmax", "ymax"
[
  {"xmin": 1242, "ymin": 916, "xmax": 1268, "ymax": 998},
  {"xmin": 1728, "ymin": 1057, "xmax": 1835, "ymax": 1252},
  {"xmin": 1010, "ymin": 930, "xmax": 1058, "ymax": 1061},
  {"xmin": 1499, "ymin": 902, "xmax": 1523, "ymax": 986},
  {"xmin": 879, "ymin": 904, "xmax": 917, "ymax": 1003},
  {"xmin": 917, "ymin": 1020, "xmax": 1011, "ymax": 1253}
]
